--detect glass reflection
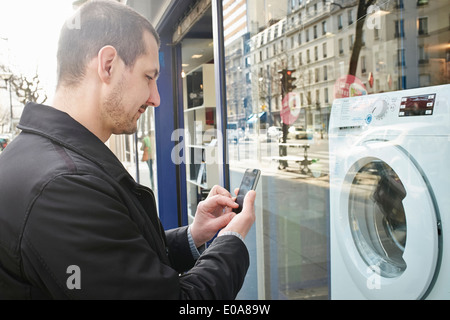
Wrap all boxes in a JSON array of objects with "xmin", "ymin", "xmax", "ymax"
[{"xmin": 222, "ymin": 0, "xmax": 448, "ymax": 299}]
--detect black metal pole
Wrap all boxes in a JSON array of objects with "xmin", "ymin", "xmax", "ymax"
[{"xmin": 211, "ymin": 0, "xmax": 230, "ymax": 191}]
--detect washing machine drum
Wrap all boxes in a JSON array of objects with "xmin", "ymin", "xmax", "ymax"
[{"xmin": 336, "ymin": 143, "xmax": 440, "ymax": 299}]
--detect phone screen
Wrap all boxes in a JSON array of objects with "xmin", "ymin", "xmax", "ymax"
[{"xmin": 233, "ymin": 169, "xmax": 260, "ymax": 213}]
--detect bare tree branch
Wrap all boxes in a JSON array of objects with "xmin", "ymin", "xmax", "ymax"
[{"xmin": 0, "ymin": 64, "xmax": 48, "ymax": 105}]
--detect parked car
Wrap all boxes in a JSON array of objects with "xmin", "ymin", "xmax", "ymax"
[
  {"xmin": 266, "ymin": 126, "xmax": 283, "ymax": 141},
  {"xmin": 288, "ymin": 126, "xmax": 308, "ymax": 140}
]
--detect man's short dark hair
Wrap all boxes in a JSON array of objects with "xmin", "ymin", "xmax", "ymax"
[{"xmin": 57, "ymin": 0, "xmax": 160, "ymax": 88}]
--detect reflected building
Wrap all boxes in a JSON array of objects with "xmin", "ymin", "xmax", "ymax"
[
  {"xmin": 224, "ymin": 0, "xmax": 287, "ymax": 130},
  {"xmin": 227, "ymin": 0, "xmax": 449, "ymax": 135}
]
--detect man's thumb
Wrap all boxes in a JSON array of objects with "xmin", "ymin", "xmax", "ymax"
[{"xmin": 242, "ymin": 190, "xmax": 256, "ymax": 213}]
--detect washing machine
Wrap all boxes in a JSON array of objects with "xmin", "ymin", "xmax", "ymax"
[{"xmin": 329, "ymin": 84, "xmax": 450, "ymax": 299}]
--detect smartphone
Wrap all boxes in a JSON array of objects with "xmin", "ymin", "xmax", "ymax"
[{"xmin": 233, "ymin": 169, "xmax": 261, "ymax": 213}]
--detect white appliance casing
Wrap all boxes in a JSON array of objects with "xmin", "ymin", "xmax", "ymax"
[{"xmin": 329, "ymin": 84, "xmax": 450, "ymax": 299}]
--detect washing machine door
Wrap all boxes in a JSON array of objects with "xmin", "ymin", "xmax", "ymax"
[{"xmin": 336, "ymin": 141, "xmax": 440, "ymax": 299}]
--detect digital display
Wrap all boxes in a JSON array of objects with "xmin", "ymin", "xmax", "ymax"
[{"xmin": 399, "ymin": 93, "xmax": 435, "ymax": 117}]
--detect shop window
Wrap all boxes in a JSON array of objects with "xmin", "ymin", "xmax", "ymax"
[{"xmin": 220, "ymin": 0, "xmax": 450, "ymax": 300}]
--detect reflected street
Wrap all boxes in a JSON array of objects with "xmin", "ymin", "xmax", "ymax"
[{"xmin": 230, "ymin": 135, "xmax": 330, "ymax": 300}]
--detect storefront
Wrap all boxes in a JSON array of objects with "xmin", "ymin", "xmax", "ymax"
[{"xmin": 126, "ymin": 0, "xmax": 450, "ymax": 299}]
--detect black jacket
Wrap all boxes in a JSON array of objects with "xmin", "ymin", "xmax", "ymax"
[{"xmin": 0, "ymin": 103, "xmax": 249, "ymax": 299}]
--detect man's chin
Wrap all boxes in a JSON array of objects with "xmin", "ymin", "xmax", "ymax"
[{"xmin": 113, "ymin": 126, "xmax": 138, "ymax": 136}]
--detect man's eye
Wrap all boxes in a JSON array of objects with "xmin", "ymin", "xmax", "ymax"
[{"xmin": 146, "ymin": 75, "xmax": 153, "ymax": 81}]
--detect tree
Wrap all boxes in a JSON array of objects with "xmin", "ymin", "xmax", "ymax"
[
  {"xmin": 348, "ymin": 0, "xmax": 376, "ymax": 76},
  {"xmin": 331, "ymin": 0, "xmax": 377, "ymax": 76},
  {"xmin": 11, "ymin": 72, "xmax": 48, "ymax": 105},
  {"xmin": 0, "ymin": 65, "xmax": 48, "ymax": 105}
]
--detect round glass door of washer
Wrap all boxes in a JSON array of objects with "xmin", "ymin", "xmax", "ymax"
[
  {"xmin": 335, "ymin": 140, "xmax": 440, "ymax": 299},
  {"xmin": 348, "ymin": 160, "xmax": 407, "ymax": 278}
]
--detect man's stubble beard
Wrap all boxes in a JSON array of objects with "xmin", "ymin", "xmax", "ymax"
[{"xmin": 103, "ymin": 77, "xmax": 138, "ymax": 135}]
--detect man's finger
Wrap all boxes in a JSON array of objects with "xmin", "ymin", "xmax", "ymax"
[
  {"xmin": 208, "ymin": 185, "xmax": 232, "ymax": 198},
  {"xmin": 202, "ymin": 194, "xmax": 238, "ymax": 212}
]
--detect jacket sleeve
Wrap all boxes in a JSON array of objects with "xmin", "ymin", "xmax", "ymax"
[
  {"xmin": 21, "ymin": 174, "xmax": 249, "ymax": 300},
  {"xmin": 179, "ymin": 235, "xmax": 249, "ymax": 300},
  {"xmin": 164, "ymin": 226, "xmax": 197, "ymax": 273},
  {"xmin": 164, "ymin": 228, "xmax": 250, "ymax": 299}
]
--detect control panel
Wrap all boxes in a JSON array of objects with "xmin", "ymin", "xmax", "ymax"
[{"xmin": 399, "ymin": 93, "xmax": 435, "ymax": 117}]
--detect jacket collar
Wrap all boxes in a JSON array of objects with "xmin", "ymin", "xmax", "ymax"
[{"xmin": 18, "ymin": 102, "xmax": 134, "ymax": 183}]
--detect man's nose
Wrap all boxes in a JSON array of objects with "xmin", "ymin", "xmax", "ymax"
[{"xmin": 146, "ymin": 84, "xmax": 160, "ymax": 107}]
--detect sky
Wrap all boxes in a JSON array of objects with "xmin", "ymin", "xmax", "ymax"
[{"xmin": 0, "ymin": 0, "xmax": 76, "ymax": 102}]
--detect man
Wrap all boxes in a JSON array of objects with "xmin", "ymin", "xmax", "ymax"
[{"xmin": 0, "ymin": 1, "xmax": 256, "ymax": 299}]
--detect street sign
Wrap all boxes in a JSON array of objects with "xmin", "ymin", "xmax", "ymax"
[{"xmin": 280, "ymin": 92, "xmax": 301, "ymax": 125}]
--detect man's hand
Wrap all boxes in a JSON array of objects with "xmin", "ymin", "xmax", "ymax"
[
  {"xmin": 190, "ymin": 185, "xmax": 256, "ymax": 247},
  {"xmin": 218, "ymin": 190, "xmax": 255, "ymax": 240},
  {"xmin": 190, "ymin": 185, "xmax": 239, "ymax": 248}
]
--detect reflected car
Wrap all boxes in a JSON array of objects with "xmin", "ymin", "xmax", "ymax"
[
  {"xmin": 288, "ymin": 126, "xmax": 308, "ymax": 140},
  {"xmin": 267, "ymin": 126, "xmax": 283, "ymax": 141}
]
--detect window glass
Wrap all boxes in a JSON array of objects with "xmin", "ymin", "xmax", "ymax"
[
  {"xmin": 223, "ymin": 0, "xmax": 449, "ymax": 300},
  {"xmin": 180, "ymin": 35, "xmax": 216, "ymax": 224},
  {"xmin": 137, "ymin": 109, "xmax": 158, "ymax": 192}
]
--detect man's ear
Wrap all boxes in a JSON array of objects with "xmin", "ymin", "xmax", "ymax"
[{"xmin": 97, "ymin": 45, "xmax": 119, "ymax": 84}]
